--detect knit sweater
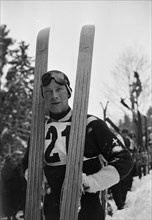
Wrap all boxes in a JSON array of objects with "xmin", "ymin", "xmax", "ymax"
[{"xmin": 22, "ymin": 107, "xmax": 133, "ymax": 195}]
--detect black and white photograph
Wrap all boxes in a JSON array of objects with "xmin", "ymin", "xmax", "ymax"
[{"xmin": 0, "ymin": 1, "xmax": 151, "ymax": 220}]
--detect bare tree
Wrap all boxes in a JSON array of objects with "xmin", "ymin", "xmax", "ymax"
[{"xmin": 102, "ymin": 46, "xmax": 151, "ymax": 117}]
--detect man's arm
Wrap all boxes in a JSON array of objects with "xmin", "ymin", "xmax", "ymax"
[{"xmin": 82, "ymin": 118, "xmax": 133, "ymax": 193}]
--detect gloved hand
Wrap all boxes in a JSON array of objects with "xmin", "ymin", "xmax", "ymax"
[
  {"xmin": 82, "ymin": 172, "xmax": 99, "ymax": 193},
  {"xmin": 82, "ymin": 173, "xmax": 91, "ymax": 192}
]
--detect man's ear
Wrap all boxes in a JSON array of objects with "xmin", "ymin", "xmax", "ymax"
[
  {"xmin": 41, "ymin": 85, "xmax": 44, "ymax": 98},
  {"xmin": 68, "ymin": 93, "xmax": 70, "ymax": 99}
]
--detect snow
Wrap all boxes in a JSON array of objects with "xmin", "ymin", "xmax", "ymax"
[{"xmin": 106, "ymin": 171, "xmax": 152, "ymax": 220}]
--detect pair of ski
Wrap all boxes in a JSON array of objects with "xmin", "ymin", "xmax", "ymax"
[{"xmin": 25, "ymin": 25, "xmax": 95, "ymax": 220}]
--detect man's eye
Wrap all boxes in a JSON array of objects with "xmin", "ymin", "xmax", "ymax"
[
  {"xmin": 56, "ymin": 87, "xmax": 63, "ymax": 92},
  {"xmin": 45, "ymin": 90, "xmax": 52, "ymax": 95}
]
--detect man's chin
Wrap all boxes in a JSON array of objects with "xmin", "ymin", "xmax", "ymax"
[
  {"xmin": 50, "ymin": 111, "xmax": 60, "ymax": 115},
  {"xmin": 49, "ymin": 108, "xmax": 62, "ymax": 115}
]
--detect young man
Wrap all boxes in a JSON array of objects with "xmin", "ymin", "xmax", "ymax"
[{"xmin": 22, "ymin": 70, "xmax": 133, "ymax": 220}]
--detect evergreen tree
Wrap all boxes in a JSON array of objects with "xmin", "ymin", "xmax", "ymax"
[
  {"xmin": 0, "ymin": 26, "xmax": 34, "ymax": 158},
  {"xmin": 0, "ymin": 24, "xmax": 14, "ymax": 76},
  {"xmin": 146, "ymin": 106, "xmax": 152, "ymax": 129}
]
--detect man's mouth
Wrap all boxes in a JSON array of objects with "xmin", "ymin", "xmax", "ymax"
[{"xmin": 51, "ymin": 102, "xmax": 60, "ymax": 105}]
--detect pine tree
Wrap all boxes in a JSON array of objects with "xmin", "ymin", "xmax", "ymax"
[
  {"xmin": 0, "ymin": 27, "xmax": 34, "ymax": 157},
  {"xmin": 146, "ymin": 106, "xmax": 152, "ymax": 129},
  {"xmin": 0, "ymin": 24, "xmax": 14, "ymax": 76}
]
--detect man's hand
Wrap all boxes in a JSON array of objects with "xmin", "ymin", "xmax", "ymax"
[{"xmin": 82, "ymin": 173, "xmax": 90, "ymax": 192}]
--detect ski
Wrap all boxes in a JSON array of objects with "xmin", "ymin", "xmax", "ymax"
[
  {"xmin": 60, "ymin": 25, "xmax": 95, "ymax": 220},
  {"xmin": 24, "ymin": 27, "xmax": 50, "ymax": 220}
]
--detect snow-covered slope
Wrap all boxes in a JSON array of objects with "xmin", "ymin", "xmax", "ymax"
[{"xmin": 106, "ymin": 171, "xmax": 152, "ymax": 220}]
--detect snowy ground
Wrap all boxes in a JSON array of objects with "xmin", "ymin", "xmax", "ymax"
[{"xmin": 106, "ymin": 170, "xmax": 152, "ymax": 220}]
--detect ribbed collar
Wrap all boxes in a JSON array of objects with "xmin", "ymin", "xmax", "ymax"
[{"xmin": 47, "ymin": 106, "xmax": 72, "ymax": 123}]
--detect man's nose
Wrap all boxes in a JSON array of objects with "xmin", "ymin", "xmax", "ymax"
[{"xmin": 51, "ymin": 90, "xmax": 58, "ymax": 99}]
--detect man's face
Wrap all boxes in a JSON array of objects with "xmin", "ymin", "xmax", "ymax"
[{"xmin": 42, "ymin": 79, "xmax": 69, "ymax": 115}]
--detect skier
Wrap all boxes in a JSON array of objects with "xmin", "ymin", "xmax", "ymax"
[
  {"xmin": 119, "ymin": 129, "xmax": 134, "ymax": 204},
  {"xmin": 22, "ymin": 70, "xmax": 133, "ymax": 220}
]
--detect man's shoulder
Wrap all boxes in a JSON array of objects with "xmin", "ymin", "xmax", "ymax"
[{"xmin": 87, "ymin": 114, "xmax": 105, "ymax": 126}]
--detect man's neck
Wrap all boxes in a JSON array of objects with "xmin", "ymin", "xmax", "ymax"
[{"xmin": 49, "ymin": 106, "xmax": 71, "ymax": 121}]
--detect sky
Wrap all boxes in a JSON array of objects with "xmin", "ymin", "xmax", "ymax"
[{"xmin": 1, "ymin": 0, "xmax": 151, "ymax": 123}]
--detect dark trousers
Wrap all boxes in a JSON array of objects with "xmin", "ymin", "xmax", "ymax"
[
  {"xmin": 111, "ymin": 169, "xmax": 134, "ymax": 209},
  {"xmin": 44, "ymin": 192, "xmax": 104, "ymax": 220},
  {"xmin": 111, "ymin": 182, "xmax": 124, "ymax": 209}
]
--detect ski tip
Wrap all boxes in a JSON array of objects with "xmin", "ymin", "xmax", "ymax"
[
  {"xmin": 79, "ymin": 25, "xmax": 95, "ymax": 48},
  {"xmin": 80, "ymin": 25, "xmax": 95, "ymax": 39},
  {"xmin": 40, "ymin": 27, "xmax": 50, "ymax": 32},
  {"xmin": 81, "ymin": 25, "xmax": 95, "ymax": 32},
  {"xmin": 37, "ymin": 27, "xmax": 50, "ymax": 38},
  {"xmin": 36, "ymin": 27, "xmax": 50, "ymax": 51}
]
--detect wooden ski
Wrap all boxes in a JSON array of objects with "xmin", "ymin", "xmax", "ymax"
[
  {"xmin": 25, "ymin": 27, "xmax": 50, "ymax": 220},
  {"xmin": 60, "ymin": 25, "xmax": 95, "ymax": 220}
]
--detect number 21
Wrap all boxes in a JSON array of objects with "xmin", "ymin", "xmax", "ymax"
[{"xmin": 45, "ymin": 125, "xmax": 70, "ymax": 163}]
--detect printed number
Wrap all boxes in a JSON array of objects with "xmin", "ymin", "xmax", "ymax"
[
  {"xmin": 62, "ymin": 125, "xmax": 70, "ymax": 153},
  {"xmin": 45, "ymin": 126, "xmax": 59, "ymax": 163},
  {"xmin": 45, "ymin": 125, "xmax": 70, "ymax": 163}
]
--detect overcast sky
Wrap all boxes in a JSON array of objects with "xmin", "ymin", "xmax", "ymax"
[{"xmin": 1, "ymin": 0, "xmax": 151, "ymax": 123}]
